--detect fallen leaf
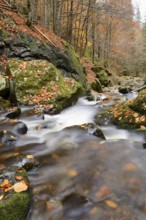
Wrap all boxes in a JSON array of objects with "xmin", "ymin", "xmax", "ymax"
[
  {"xmin": 96, "ymin": 185, "xmax": 110, "ymax": 199},
  {"xmin": 13, "ymin": 180, "xmax": 28, "ymax": 192},
  {"xmin": 90, "ymin": 207, "xmax": 97, "ymax": 215},
  {"xmin": 0, "ymin": 179, "xmax": 9, "ymax": 187},
  {"xmin": 123, "ymin": 163, "xmax": 137, "ymax": 172},
  {"xmin": 105, "ymin": 200, "xmax": 118, "ymax": 209},
  {"xmin": 17, "ymin": 168, "xmax": 23, "ymax": 173},
  {"xmin": 15, "ymin": 176, "xmax": 23, "ymax": 181},
  {"xmin": 26, "ymin": 154, "xmax": 34, "ymax": 159},
  {"xmin": 4, "ymin": 184, "xmax": 13, "ymax": 192},
  {"xmin": 68, "ymin": 169, "xmax": 78, "ymax": 177},
  {"xmin": 0, "ymin": 195, "xmax": 4, "ymax": 200}
]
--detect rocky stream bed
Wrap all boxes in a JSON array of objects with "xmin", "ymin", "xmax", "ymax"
[{"xmin": 0, "ymin": 93, "xmax": 146, "ymax": 220}]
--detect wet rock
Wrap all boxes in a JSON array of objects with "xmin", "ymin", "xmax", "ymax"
[
  {"xmin": 43, "ymin": 107, "xmax": 60, "ymax": 115},
  {"xmin": 87, "ymin": 123, "xmax": 106, "ymax": 140},
  {"xmin": 62, "ymin": 193, "xmax": 90, "ymax": 217},
  {"xmin": 11, "ymin": 153, "xmax": 39, "ymax": 171},
  {"xmin": 0, "ymin": 167, "xmax": 31, "ymax": 220},
  {"xmin": 5, "ymin": 107, "xmax": 21, "ymax": 119},
  {"xmin": 0, "ymin": 130, "xmax": 17, "ymax": 147},
  {"xmin": 118, "ymin": 86, "xmax": 132, "ymax": 94},
  {"xmin": 20, "ymin": 108, "xmax": 44, "ymax": 120},
  {"xmin": 13, "ymin": 122, "xmax": 28, "ymax": 135}
]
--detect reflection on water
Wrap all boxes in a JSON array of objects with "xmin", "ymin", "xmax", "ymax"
[{"xmin": 0, "ymin": 96, "xmax": 146, "ymax": 220}]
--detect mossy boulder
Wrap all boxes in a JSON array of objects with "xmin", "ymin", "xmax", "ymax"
[
  {"xmin": 91, "ymin": 78, "xmax": 102, "ymax": 92},
  {"xmin": 9, "ymin": 59, "xmax": 83, "ymax": 110},
  {"xmin": 1, "ymin": 27, "xmax": 87, "ymax": 89},
  {"xmin": 97, "ymin": 70, "xmax": 110, "ymax": 87},
  {"xmin": 0, "ymin": 167, "xmax": 31, "ymax": 220},
  {"xmin": 91, "ymin": 65, "xmax": 104, "ymax": 73},
  {"xmin": 129, "ymin": 90, "xmax": 146, "ymax": 114},
  {"xmin": 109, "ymin": 89, "xmax": 146, "ymax": 129}
]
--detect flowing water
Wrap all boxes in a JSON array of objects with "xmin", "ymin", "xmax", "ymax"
[{"xmin": 0, "ymin": 94, "xmax": 146, "ymax": 220}]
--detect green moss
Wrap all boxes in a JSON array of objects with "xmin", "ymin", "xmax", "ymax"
[
  {"xmin": 108, "ymin": 91, "xmax": 146, "ymax": 129},
  {"xmin": 8, "ymin": 59, "xmax": 83, "ymax": 109},
  {"xmin": 0, "ymin": 192, "xmax": 31, "ymax": 220},
  {"xmin": 0, "ymin": 97, "xmax": 10, "ymax": 109},
  {"xmin": 91, "ymin": 79, "xmax": 102, "ymax": 92},
  {"xmin": 63, "ymin": 40, "xmax": 86, "ymax": 88},
  {"xmin": 98, "ymin": 70, "xmax": 109, "ymax": 87},
  {"xmin": 129, "ymin": 89, "xmax": 146, "ymax": 114}
]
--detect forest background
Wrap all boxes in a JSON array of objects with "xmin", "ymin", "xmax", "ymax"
[{"xmin": 6, "ymin": 0, "xmax": 146, "ymax": 77}]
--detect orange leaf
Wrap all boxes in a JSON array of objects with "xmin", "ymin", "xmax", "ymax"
[
  {"xmin": 15, "ymin": 176, "xmax": 23, "ymax": 181},
  {"xmin": 0, "ymin": 179, "xmax": 9, "ymax": 187},
  {"xmin": 68, "ymin": 169, "xmax": 78, "ymax": 177},
  {"xmin": 105, "ymin": 200, "xmax": 118, "ymax": 208}
]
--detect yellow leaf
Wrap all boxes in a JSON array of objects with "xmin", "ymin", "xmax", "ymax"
[
  {"xmin": 0, "ymin": 195, "xmax": 4, "ymax": 200},
  {"xmin": 0, "ymin": 179, "xmax": 9, "ymax": 187},
  {"xmin": 140, "ymin": 125, "xmax": 146, "ymax": 130},
  {"xmin": 105, "ymin": 200, "xmax": 118, "ymax": 209},
  {"xmin": 68, "ymin": 169, "xmax": 78, "ymax": 177},
  {"xmin": 133, "ymin": 113, "xmax": 138, "ymax": 118},
  {"xmin": 90, "ymin": 207, "xmax": 97, "ymax": 214},
  {"xmin": 26, "ymin": 154, "xmax": 34, "ymax": 159},
  {"xmin": 13, "ymin": 180, "xmax": 28, "ymax": 193}
]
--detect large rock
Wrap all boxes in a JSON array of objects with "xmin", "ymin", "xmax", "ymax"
[
  {"xmin": 91, "ymin": 78, "xmax": 102, "ymax": 92},
  {"xmin": 9, "ymin": 59, "xmax": 82, "ymax": 110},
  {"xmin": 97, "ymin": 70, "xmax": 111, "ymax": 87},
  {"xmin": 1, "ymin": 30, "xmax": 87, "ymax": 88}
]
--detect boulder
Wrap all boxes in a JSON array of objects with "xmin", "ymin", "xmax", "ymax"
[
  {"xmin": 1, "ymin": 30, "xmax": 86, "ymax": 89},
  {"xmin": 97, "ymin": 70, "xmax": 110, "ymax": 87},
  {"xmin": 118, "ymin": 86, "xmax": 132, "ymax": 94},
  {"xmin": 8, "ymin": 59, "xmax": 82, "ymax": 111},
  {"xmin": 91, "ymin": 78, "xmax": 102, "ymax": 92}
]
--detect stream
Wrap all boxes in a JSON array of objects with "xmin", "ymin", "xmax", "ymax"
[{"xmin": 0, "ymin": 93, "xmax": 146, "ymax": 220}]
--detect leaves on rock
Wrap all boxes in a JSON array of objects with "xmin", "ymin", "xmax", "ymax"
[{"xmin": 13, "ymin": 180, "xmax": 28, "ymax": 193}]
